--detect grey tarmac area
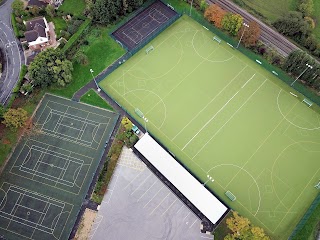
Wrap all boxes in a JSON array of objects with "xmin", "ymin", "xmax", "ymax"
[{"xmin": 89, "ymin": 147, "xmax": 214, "ymax": 240}]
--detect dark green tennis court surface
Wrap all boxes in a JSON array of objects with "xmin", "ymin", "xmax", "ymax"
[
  {"xmin": 0, "ymin": 94, "xmax": 119, "ymax": 240},
  {"xmin": 100, "ymin": 15, "xmax": 320, "ymax": 239}
]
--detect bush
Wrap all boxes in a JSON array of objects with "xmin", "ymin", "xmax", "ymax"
[{"xmin": 62, "ymin": 18, "xmax": 91, "ymax": 54}]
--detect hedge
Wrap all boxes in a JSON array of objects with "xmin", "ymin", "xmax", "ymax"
[{"xmin": 62, "ymin": 18, "xmax": 91, "ymax": 54}]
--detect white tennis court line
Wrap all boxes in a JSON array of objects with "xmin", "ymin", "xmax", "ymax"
[
  {"xmin": 121, "ymin": 7, "xmax": 170, "ymax": 45},
  {"xmin": 37, "ymin": 102, "xmax": 112, "ymax": 149},
  {"xmin": 10, "ymin": 140, "xmax": 93, "ymax": 194},
  {"xmin": 0, "ymin": 182, "xmax": 74, "ymax": 239},
  {"xmin": 18, "ymin": 146, "xmax": 85, "ymax": 187},
  {"xmin": 0, "ymin": 184, "xmax": 66, "ymax": 234}
]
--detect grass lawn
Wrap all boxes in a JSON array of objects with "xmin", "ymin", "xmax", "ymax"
[
  {"xmin": 59, "ymin": 0, "xmax": 86, "ymax": 16},
  {"xmin": 52, "ymin": 17, "xmax": 67, "ymax": 38},
  {"xmin": 100, "ymin": 15, "xmax": 320, "ymax": 239},
  {"xmin": 313, "ymin": 0, "xmax": 320, "ymax": 41},
  {"xmin": 236, "ymin": 0, "xmax": 296, "ymax": 22},
  {"xmin": 80, "ymin": 89, "xmax": 114, "ymax": 111},
  {"xmin": 50, "ymin": 26, "xmax": 125, "ymax": 98}
]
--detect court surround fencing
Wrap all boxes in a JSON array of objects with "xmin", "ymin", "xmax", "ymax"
[{"xmin": 289, "ymin": 194, "xmax": 320, "ymax": 239}]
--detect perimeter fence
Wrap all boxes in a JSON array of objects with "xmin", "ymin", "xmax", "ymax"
[
  {"xmin": 96, "ymin": 1, "xmax": 180, "ymax": 84},
  {"xmin": 159, "ymin": 1, "xmax": 320, "ymax": 107},
  {"xmin": 289, "ymin": 193, "xmax": 320, "ymax": 239}
]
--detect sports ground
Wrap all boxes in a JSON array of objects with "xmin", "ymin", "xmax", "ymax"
[
  {"xmin": 0, "ymin": 94, "xmax": 118, "ymax": 240},
  {"xmin": 100, "ymin": 15, "xmax": 320, "ymax": 239}
]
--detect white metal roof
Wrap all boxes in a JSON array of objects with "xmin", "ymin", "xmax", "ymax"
[{"xmin": 134, "ymin": 133, "xmax": 228, "ymax": 224}]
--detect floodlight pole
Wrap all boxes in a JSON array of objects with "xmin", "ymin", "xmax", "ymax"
[
  {"xmin": 236, "ymin": 23, "xmax": 249, "ymax": 49},
  {"xmin": 90, "ymin": 68, "xmax": 101, "ymax": 92},
  {"xmin": 143, "ymin": 116, "xmax": 148, "ymax": 133},
  {"xmin": 203, "ymin": 175, "xmax": 214, "ymax": 186},
  {"xmin": 291, "ymin": 63, "xmax": 313, "ymax": 86},
  {"xmin": 189, "ymin": 0, "xmax": 194, "ymax": 16}
]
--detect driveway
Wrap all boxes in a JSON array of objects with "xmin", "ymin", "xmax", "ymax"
[
  {"xmin": 0, "ymin": 0, "xmax": 24, "ymax": 105},
  {"xmin": 89, "ymin": 147, "xmax": 213, "ymax": 240}
]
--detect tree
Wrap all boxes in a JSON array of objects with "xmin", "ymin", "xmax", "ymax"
[
  {"xmin": 29, "ymin": 6, "xmax": 41, "ymax": 16},
  {"xmin": 237, "ymin": 21, "xmax": 261, "ymax": 47},
  {"xmin": 273, "ymin": 11, "xmax": 311, "ymax": 41},
  {"xmin": 226, "ymin": 211, "xmax": 250, "ymax": 237},
  {"xmin": 28, "ymin": 48, "xmax": 73, "ymax": 88},
  {"xmin": 204, "ymin": 4, "xmax": 226, "ymax": 29},
  {"xmin": 11, "ymin": 0, "xmax": 24, "ymax": 16},
  {"xmin": 75, "ymin": 50, "xmax": 89, "ymax": 65},
  {"xmin": 2, "ymin": 108, "xmax": 28, "ymax": 130},
  {"xmin": 121, "ymin": 117, "xmax": 133, "ymax": 131},
  {"xmin": 298, "ymin": 0, "xmax": 313, "ymax": 16},
  {"xmin": 283, "ymin": 50, "xmax": 320, "ymax": 88},
  {"xmin": 222, "ymin": 13, "xmax": 243, "ymax": 35},
  {"xmin": 45, "ymin": 4, "xmax": 56, "ymax": 18},
  {"xmin": 251, "ymin": 226, "xmax": 270, "ymax": 240}
]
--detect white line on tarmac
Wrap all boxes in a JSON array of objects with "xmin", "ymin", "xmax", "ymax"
[
  {"xmin": 143, "ymin": 186, "xmax": 164, "ymax": 208},
  {"xmin": 137, "ymin": 180, "xmax": 157, "ymax": 202}
]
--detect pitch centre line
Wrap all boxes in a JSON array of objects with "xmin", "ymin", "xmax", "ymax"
[
  {"xmin": 172, "ymin": 65, "xmax": 248, "ymax": 141},
  {"xmin": 182, "ymin": 90, "xmax": 240, "ymax": 150},
  {"xmin": 192, "ymin": 79, "xmax": 268, "ymax": 160},
  {"xmin": 241, "ymin": 74, "xmax": 255, "ymax": 88}
]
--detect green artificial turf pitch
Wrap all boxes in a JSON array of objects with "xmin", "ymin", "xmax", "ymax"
[
  {"xmin": 99, "ymin": 15, "xmax": 320, "ymax": 239},
  {"xmin": 0, "ymin": 94, "xmax": 118, "ymax": 240}
]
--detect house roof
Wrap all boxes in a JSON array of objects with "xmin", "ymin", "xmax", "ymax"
[
  {"xmin": 24, "ymin": 17, "xmax": 47, "ymax": 42},
  {"xmin": 27, "ymin": 0, "xmax": 48, "ymax": 8}
]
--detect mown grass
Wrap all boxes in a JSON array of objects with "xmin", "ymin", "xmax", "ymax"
[
  {"xmin": 234, "ymin": 0, "xmax": 296, "ymax": 22},
  {"xmin": 80, "ymin": 89, "xmax": 114, "ymax": 111},
  {"xmin": 313, "ymin": 0, "xmax": 320, "ymax": 41},
  {"xmin": 50, "ymin": 26, "xmax": 125, "ymax": 98},
  {"xmin": 59, "ymin": 0, "xmax": 86, "ymax": 16}
]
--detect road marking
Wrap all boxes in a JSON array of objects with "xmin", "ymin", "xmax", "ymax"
[
  {"xmin": 149, "ymin": 192, "xmax": 170, "ymax": 215},
  {"xmin": 137, "ymin": 180, "xmax": 157, "ymax": 202},
  {"xmin": 143, "ymin": 186, "xmax": 164, "ymax": 208}
]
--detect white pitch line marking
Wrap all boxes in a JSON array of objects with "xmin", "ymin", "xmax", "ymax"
[
  {"xmin": 182, "ymin": 90, "xmax": 240, "ymax": 150},
  {"xmin": 241, "ymin": 74, "xmax": 255, "ymax": 88}
]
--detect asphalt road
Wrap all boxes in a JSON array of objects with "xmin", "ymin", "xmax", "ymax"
[
  {"xmin": 207, "ymin": 0, "xmax": 299, "ymax": 57},
  {"xmin": 0, "ymin": 0, "xmax": 24, "ymax": 105}
]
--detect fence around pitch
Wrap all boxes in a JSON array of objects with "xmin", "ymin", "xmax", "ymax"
[
  {"xmin": 96, "ymin": 13, "xmax": 180, "ymax": 83},
  {"xmin": 289, "ymin": 194, "xmax": 320, "ymax": 239},
  {"xmin": 159, "ymin": 2, "xmax": 320, "ymax": 107}
]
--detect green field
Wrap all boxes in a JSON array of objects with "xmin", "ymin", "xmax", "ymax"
[
  {"xmin": 237, "ymin": 0, "xmax": 296, "ymax": 22},
  {"xmin": 59, "ymin": 0, "xmax": 86, "ymax": 16},
  {"xmin": 99, "ymin": 15, "xmax": 320, "ymax": 239}
]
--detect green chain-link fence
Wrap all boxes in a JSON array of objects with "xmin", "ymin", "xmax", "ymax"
[{"xmin": 289, "ymin": 194, "xmax": 320, "ymax": 239}]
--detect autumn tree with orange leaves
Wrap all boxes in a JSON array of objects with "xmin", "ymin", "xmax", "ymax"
[
  {"xmin": 204, "ymin": 4, "xmax": 226, "ymax": 29},
  {"xmin": 237, "ymin": 21, "xmax": 261, "ymax": 47}
]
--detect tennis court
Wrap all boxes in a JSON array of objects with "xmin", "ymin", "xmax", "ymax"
[
  {"xmin": 0, "ymin": 94, "xmax": 119, "ymax": 240},
  {"xmin": 112, "ymin": 0, "xmax": 177, "ymax": 50},
  {"xmin": 100, "ymin": 15, "xmax": 320, "ymax": 239}
]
